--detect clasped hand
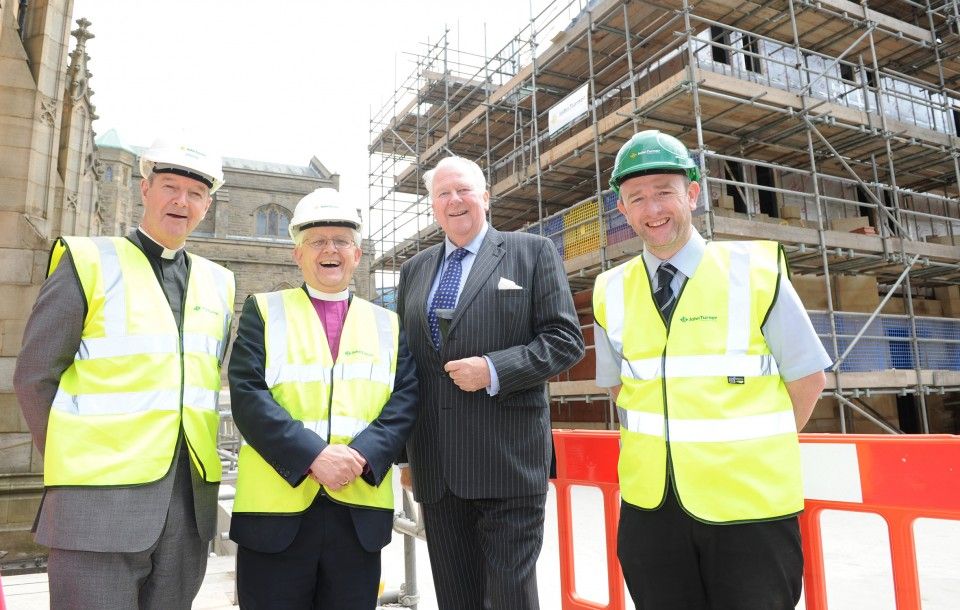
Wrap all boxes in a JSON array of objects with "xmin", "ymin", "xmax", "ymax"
[
  {"xmin": 308, "ymin": 444, "xmax": 366, "ymax": 491},
  {"xmin": 443, "ymin": 356, "xmax": 490, "ymax": 392}
]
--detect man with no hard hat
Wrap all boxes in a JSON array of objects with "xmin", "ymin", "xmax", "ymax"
[
  {"xmin": 593, "ymin": 130, "xmax": 831, "ymax": 609},
  {"xmin": 227, "ymin": 188, "xmax": 418, "ymax": 609},
  {"xmin": 14, "ymin": 139, "xmax": 235, "ymax": 608},
  {"xmin": 396, "ymin": 156, "xmax": 584, "ymax": 610}
]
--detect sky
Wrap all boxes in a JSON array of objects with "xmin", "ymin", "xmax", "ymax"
[{"xmin": 70, "ymin": 0, "xmax": 581, "ymax": 218}]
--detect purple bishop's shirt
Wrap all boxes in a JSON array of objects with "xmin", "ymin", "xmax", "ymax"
[
  {"xmin": 303, "ymin": 285, "xmax": 373, "ymax": 477},
  {"xmin": 305, "ymin": 285, "xmax": 349, "ymax": 358}
]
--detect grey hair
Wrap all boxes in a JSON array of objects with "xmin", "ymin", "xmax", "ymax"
[{"xmin": 423, "ymin": 156, "xmax": 488, "ymax": 199}]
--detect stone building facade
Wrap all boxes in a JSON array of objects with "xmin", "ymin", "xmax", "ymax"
[
  {"xmin": 0, "ymin": 1, "xmax": 366, "ymax": 568},
  {"xmin": 0, "ymin": 0, "xmax": 99, "ymax": 567}
]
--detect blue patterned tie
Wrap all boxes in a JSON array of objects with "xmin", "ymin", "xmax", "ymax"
[
  {"xmin": 655, "ymin": 263, "xmax": 678, "ymax": 320},
  {"xmin": 428, "ymin": 248, "xmax": 469, "ymax": 349}
]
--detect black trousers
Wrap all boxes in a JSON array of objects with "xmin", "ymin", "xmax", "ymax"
[
  {"xmin": 236, "ymin": 496, "xmax": 380, "ymax": 610},
  {"xmin": 421, "ymin": 491, "xmax": 546, "ymax": 610},
  {"xmin": 617, "ymin": 485, "xmax": 802, "ymax": 610}
]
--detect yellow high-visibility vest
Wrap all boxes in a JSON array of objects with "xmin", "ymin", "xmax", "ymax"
[
  {"xmin": 594, "ymin": 240, "xmax": 802, "ymax": 523},
  {"xmin": 232, "ymin": 289, "xmax": 399, "ymax": 514},
  {"xmin": 44, "ymin": 236, "xmax": 235, "ymax": 486}
]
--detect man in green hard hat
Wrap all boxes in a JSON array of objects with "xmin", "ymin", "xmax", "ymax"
[{"xmin": 592, "ymin": 130, "xmax": 830, "ymax": 609}]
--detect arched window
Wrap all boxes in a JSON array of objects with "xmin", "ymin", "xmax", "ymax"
[
  {"xmin": 104, "ymin": 165, "xmax": 113, "ymax": 182},
  {"xmin": 255, "ymin": 205, "xmax": 292, "ymax": 238}
]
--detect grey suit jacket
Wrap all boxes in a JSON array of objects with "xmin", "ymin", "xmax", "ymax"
[
  {"xmin": 13, "ymin": 236, "xmax": 220, "ymax": 552},
  {"xmin": 397, "ymin": 227, "xmax": 584, "ymax": 503}
]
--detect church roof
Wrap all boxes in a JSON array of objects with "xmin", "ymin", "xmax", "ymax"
[
  {"xmin": 95, "ymin": 129, "xmax": 332, "ymax": 179},
  {"xmin": 222, "ymin": 156, "xmax": 330, "ymax": 179},
  {"xmin": 95, "ymin": 128, "xmax": 135, "ymax": 154}
]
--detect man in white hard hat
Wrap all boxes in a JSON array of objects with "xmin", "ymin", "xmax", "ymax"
[
  {"xmin": 228, "ymin": 187, "xmax": 418, "ymax": 609},
  {"xmin": 14, "ymin": 138, "xmax": 235, "ymax": 608}
]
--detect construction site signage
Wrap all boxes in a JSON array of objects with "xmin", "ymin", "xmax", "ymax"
[{"xmin": 549, "ymin": 83, "xmax": 589, "ymax": 136}]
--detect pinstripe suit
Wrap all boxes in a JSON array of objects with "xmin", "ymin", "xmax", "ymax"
[{"xmin": 397, "ymin": 225, "xmax": 584, "ymax": 610}]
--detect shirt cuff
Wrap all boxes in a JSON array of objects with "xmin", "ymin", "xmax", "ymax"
[
  {"xmin": 595, "ymin": 370, "xmax": 623, "ymax": 387},
  {"xmin": 484, "ymin": 355, "xmax": 500, "ymax": 396}
]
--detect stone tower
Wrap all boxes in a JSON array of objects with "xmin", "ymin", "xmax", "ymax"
[{"xmin": 0, "ymin": 1, "xmax": 98, "ymax": 565}]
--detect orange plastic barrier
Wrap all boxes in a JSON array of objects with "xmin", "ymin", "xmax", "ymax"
[
  {"xmin": 799, "ymin": 433, "xmax": 960, "ymax": 610},
  {"xmin": 552, "ymin": 430, "xmax": 623, "ymax": 610},
  {"xmin": 551, "ymin": 430, "xmax": 960, "ymax": 610}
]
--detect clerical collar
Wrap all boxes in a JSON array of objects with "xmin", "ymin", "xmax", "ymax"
[
  {"xmin": 137, "ymin": 226, "xmax": 183, "ymax": 260},
  {"xmin": 306, "ymin": 284, "xmax": 349, "ymax": 301}
]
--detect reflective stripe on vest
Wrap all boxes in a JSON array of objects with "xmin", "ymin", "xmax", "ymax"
[
  {"xmin": 262, "ymin": 293, "xmax": 395, "ymax": 389},
  {"xmin": 43, "ymin": 236, "xmax": 234, "ymax": 487},
  {"xmin": 616, "ymin": 407, "xmax": 797, "ymax": 442},
  {"xmin": 239, "ymin": 415, "xmax": 376, "ymax": 447},
  {"xmin": 620, "ymin": 353, "xmax": 778, "ymax": 381},
  {"xmin": 594, "ymin": 240, "xmax": 802, "ymax": 523},
  {"xmin": 181, "ymin": 254, "xmax": 235, "ymax": 480},
  {"xmin": 233, "ymin": 289, "xmax": 399, "ymax": 515},
  {"xmin": 72, "ymin": 332, "xmax": 224, "ymax": 362}
]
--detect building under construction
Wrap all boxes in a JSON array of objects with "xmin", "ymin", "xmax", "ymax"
[{"xmin": 368, "ymin": 0, "xmax": 960, "ymax": 434}]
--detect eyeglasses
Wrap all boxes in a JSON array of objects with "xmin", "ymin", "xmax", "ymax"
[{"xmin": 303, "ymin": 238, "xmax": 355, "ymax": 251}]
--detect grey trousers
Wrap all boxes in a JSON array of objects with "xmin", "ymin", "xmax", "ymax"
[{"xmin": 45, "ymin": 456, "xmax": 207, "ymax": 610}]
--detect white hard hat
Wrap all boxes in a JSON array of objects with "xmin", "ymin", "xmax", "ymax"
[
  {"xmin": 289, "ymin": 187, "xmax": 361, "ymax": 240},
  {"xmin": 139, "ymin": 138, "xmax": 225, "ymax": 194}
]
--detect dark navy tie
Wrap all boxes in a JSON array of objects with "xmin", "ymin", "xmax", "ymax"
[
  {"xmin": 655, "ymin": 263, "xmax": 678, "ymax": 320},
  {"xmin": 428, "ymin": 248, "xmax": 468, "ymax": 349}
]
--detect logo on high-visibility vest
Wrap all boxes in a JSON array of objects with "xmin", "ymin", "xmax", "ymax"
[
  {"xmin": 343, "ymin": 349, "xmax": 375, "ymax": 358},
  {"xmin": 679, "ymin": 315, "xmax": 718, "ymax": 323},
  {"xmin": 193, "ymin": 305, "xmax": 221, "ymax": 316}
]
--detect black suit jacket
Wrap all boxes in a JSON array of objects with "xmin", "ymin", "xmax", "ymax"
[
  {"xmin": 397, "ymin": 227, "xmax": 584, "ymax": 503},
  {"xmin": 227, "ymin": 289, "xmax": 418, "ymax": 553}
]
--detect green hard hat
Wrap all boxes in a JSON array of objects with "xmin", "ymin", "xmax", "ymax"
[{"xmin": 609, "ymin": 130, "xmax": 701, "ymax": 195}]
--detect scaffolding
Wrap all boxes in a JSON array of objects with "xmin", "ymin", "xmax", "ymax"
[{"xmin": 368, "ymin": 0, "xmax": 960, "ymax": 434}]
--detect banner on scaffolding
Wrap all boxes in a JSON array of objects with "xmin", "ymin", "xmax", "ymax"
[{"xmin": 548, "ymin": 82, "xmax": 589, "ymax": 136}]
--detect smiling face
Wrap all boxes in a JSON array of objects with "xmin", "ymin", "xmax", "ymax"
[
  {"xmin": 139, "ymin": 172, "xmax": 212, "ymax": 249},
  {"xmin": 430, "ymin": 165, "xmax": 490, "ymax": 247},
  {"xmin": 293, "ymin": 225, "xmax": 361, "ymax": 293},
  {"xmin": 616, "ymin": 173, "xmax": 700, "ymax": 260}
]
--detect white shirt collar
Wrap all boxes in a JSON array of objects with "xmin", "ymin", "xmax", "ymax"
[
  {"xmin": 444, "ymin": 222, "xmax": 488, "ymax": 258},
  {"xmin": 641, "ymin": 229, "xmax": 705, "ymax": 280},
  {"xmin": 305, "ymin": 284, "xmax": 349, "ymax": 301},
  {"xmin": 138, "ymin": 226, "xmax": 182, "ymax": 260}
]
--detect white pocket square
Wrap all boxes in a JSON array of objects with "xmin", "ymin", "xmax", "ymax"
[{"xmin": 497, "ymin": 277, "xmax": 523, "ymax": 290}]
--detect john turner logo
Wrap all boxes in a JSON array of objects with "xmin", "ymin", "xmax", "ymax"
[
  {"xmin": 629, "ymin": 149, "xmax": 663, "ymax": 159},
  {"xmin": 679, "ymin": 314, "xmax": 718, "ymax": 323},
  {"xmin": 193, "ymin": 305, "xmax": 220, "ymax": 315},
  {"xmin": 344, "ymin": 349, "xmax": 374, "ymax": 358}
]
